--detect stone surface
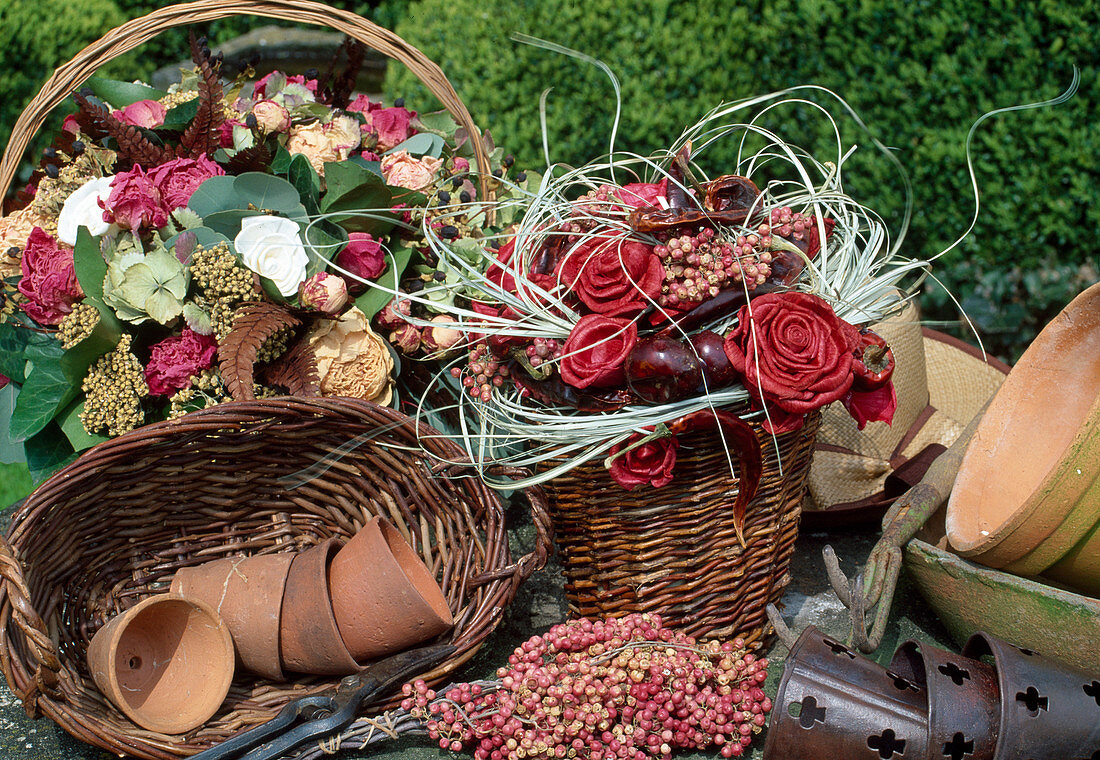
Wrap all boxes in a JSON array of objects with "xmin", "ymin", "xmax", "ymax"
[{"xmin": 0, "ymin": 503, "xmax": 952, "ymax": 759}]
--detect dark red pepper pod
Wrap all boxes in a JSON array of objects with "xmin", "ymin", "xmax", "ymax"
[{"xmin": 852, "ymin": 328, "xmax": 895, "ymax": 392}]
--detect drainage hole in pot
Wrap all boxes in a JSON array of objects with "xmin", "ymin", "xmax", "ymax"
[
  {"xmin": 1015, "ymin": 686, "xmax": 1048, "ymax": 716},
  {"xmin": 867, "ymin": 729, "xmax": 905, "ymax": 759},
  {"xmin": 787, "ymin": 696, "xmax": 826, "ymax": 729},
  {"xmin": 943, "ymin": 732, "xmax": 973, "ymax": 760},
  {"xmin": 938, "ymin": 662, "xmax": 971, "ymax": 686},
  {"xmin": 1084, "ymin": 681, "xmax": 1100, "ymax": 706},
  {"xmin": 128, "ymin": 656, "xmax": 142, "ymax": 670}
]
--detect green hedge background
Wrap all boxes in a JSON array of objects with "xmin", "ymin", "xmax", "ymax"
[{"xmin": 1, "ymin": 0, "xmax": 1097, "ymax": 503}]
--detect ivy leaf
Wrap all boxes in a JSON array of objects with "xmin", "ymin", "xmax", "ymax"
[
  {"xmin": 57, "ymin": 398, "xmax": 109, "ymax": 453},
  {"xmin": 271, "ymin": 144, "xmax": 292, "ymax": 174},
  {"xmin": 157, "ymin": 98, "xmax": 199, "ymax": 131},
  {"xmin": 354, "ymin": 245, "xmax": 415, "ymax": 320},
  {"xmin": 0, "ymin": 322, "xmax": 50, "ymax": 384},
  {"xmin": 9, "ymin": 340, "xmax": 76, "ymax": 441},
  {"xmin": 24, "ymin": 422, "xmax": 76, "ymax": 484},
  {"xmin": 288, "ymin": 154, "xmax": 321, "ymax": 216},
  {"xmin": 0, "ymin": 383, "xmax": 27, "ymax": 465},
  {"xmin": 304, "ymin": 220, "xmax": 349, "ymax": 278}
]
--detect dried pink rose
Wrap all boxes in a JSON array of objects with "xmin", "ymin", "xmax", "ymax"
[
  {"xmin": 381, "ymin": 151, "xmax": 443, "ymax": 191},
  {"xmin": 346, "ymin": 94, "xmax": 380, "ymax": 115},
  {"xmin": 253, "ymin": 72, "xmax": 318, "ymax": 98},
  {"xmin": 251, "ymin": 100, "xmax": 291, "ymax": 133},
  {"xmin": 144, "ymin": 329, "xmax": 218, "ymax": 396},
  {"xmin": 422, "ymin": 315, "xmax": 463, "ymax": 353},
  {"xmin": 148, "ymin": 156, "xmax": 225, "ymax": 210},
  {"xmin": 101, "ymin": 165, "xmax": 169, "ymax": 231},
  {"xmin": 112, "ymin": 99, "xmax": 166, "ymax": 129},
  {"xmin": 299, "ymin": 272, "xmax": 348, "ymax": 314},
  {"xmin": 364, "ymin": 106, "xmax": 416, "ymax": 151},
  {"xmin": 17, "ymin": 227, "xmax": 82, "ymax": 325},
  {"xmin": 389, "ymin": 323, "xmax": 421, "ymax": 353},
  {"xmin": 218, "ymin": 118, "xmax": 242, "ymax": 148},
  {"xmin": 375, "ymin": 298, "xmax": 412, "ymax": 331},
  {"xmin": 337, "ymin": 233, "xmax": 387, "ymax": 281}
]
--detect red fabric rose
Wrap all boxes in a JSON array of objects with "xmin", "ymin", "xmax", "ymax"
[
  {"xmin": 842, "ymin": 380, "xmax": 898, "ymax": 430},
  {"xmin": 101, "ymin": 165, "xmax": 169, "ymax": 231},
  {"xmin": 560, "ymin": 314, "xmax": 637, "ymax": 389},
  {"xmin": 148, "ymin": 156, "xmax": 224, "ymax": 210},
  {"xmin": 473, "ymin": 238, "xmax": 559, "ymax": 317},
  {"xmin": 559, "ymin": 234, "xmax": 663, "ymax": 317},
  {"xmin": 337, "ymin": 233, "xmax": 387, "ymax": 281},
  {"xmin": 723, "ymin": 291, "xmax": 858, "ymax": 415},
  {"xmin": 144, "ymin": 329, "xmax": 217, "ymax": 396},
  {"xmin": 609, "ymin": 430, "xmax": 679, "ymax": 490},
  {"xmin": 17, "ymin": 227, "xmax": 82, "ymax": 325},
  {"xmin": 612, "ymin": 179, "xmax": 668, "ymax": 209}
]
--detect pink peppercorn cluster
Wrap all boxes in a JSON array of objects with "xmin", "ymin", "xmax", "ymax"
[
  {"xmin": 399, "ymin": 614, "xmax": 771, "ymax": 760},
  {"xmin": 653, "ymin": 226, "xmax": 773, "ymax": 310}
]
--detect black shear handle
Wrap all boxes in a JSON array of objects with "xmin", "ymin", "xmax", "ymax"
[{"xmin": 192, "ymin": 644, "xmax": 455, "ymax": 760}]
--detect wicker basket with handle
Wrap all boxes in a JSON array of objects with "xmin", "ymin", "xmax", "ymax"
[{"xmin": 0, "ymin": 3, "xmax": 542, "ymax": 757}]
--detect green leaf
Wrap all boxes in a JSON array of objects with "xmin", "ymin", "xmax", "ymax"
[
  {"xmin": 271, "ymin": 145, "xmax": 292, "ymax": 174},
  {"xmin": 414, "ymin": 111, "xmax": 460, "ymax": 139},
  {"xmin": 354, "ymin": 245, "xmax": 414, "ymax": 320},
  {"xmin": 258, "ymin": 274, "xmax": 290, "ymax": 304},
  {"xmin": 349, "ymin": 156, "xmax": 383, "ymax": 177},
  {"xmin": 74, "ymin": 227, "xmax": 107, "ymax": 306},
  {"xmin": 385, "ymin": 132, "xmax": 445, "ymax": 158},
  {"xmin": 163, "ymin": 226, "xmax": 230, "ymax": 253},
  {"xmin": 9, "ymin": 340, "xmax": 75, "ymax": 441},
  {"xmin": 144, "ymin": 287, "xmax": 183, "ymax": 325},
  {"xmin": 0, "ymin": 383, "xmax": 27, "ymax": 465},
  {"xmin": 183, "ymin": 302, "xmax": 213, "ymax": 335},
  {"xmin": 158, "ymin": 98, "xmax": 199, "ymax": 131},
  {"xmin": 201, "ymin": 209, "xmax": 262, "ymax": 239},
  {"xmin": 304, "ymin": 220, "xmax": 348, "ymax": 278},
  {"xmin": 118, "ymin": 262, "xmax": 159, "ymax": 302},
  {"xmin": 321, "ymin": 161, "xmax": 394, "ymax": 233},
  {"xmin": 57, "ymin": 398, "xmax": 109, "ymax": 453},
  {"xmin": 187, "ymin": 175, "xmax": 239, "ymax": 217},
  {"xmin": 233, "ymin": 173, "xmax": 303, "ymax": 215},
  {"xmin": 288, "ymin": 154, "xmax": 321, "ymax": 216},
  {"xmin": 0, "ymin": 322, "xmax": 50, "ymax": 384},
  {"xmin": 24, "ymin": 422, "xmax": 76, "ymax": 484},
  {"xmin": 86, "ymin": 76, "xmax": 167, "ymax": 108}
]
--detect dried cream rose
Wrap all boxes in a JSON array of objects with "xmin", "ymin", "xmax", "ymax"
[
  {"xmin": 286, "ymin": 117, "xmax": 363, "ymax": 176},
  {"xmin": 380, "ymin": 151, "xmax": 443, "ymax": 191},
  {"xmin": 327, "ymin": 115, "xmax": 362, "ymax": 152},
  {"xmin": 252, "ymin": 100, "xmax": 291, "ymax": 133},
  {"xmin": 308, "ymin": 306, "xmax": 394, "ymax": 405},
  {"xmin": 0, "ymin": 207, "xmax": 51, "ymax": 278}
]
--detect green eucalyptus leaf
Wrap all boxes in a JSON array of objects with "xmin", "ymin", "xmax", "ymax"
[
  {"xmin": 233, "ymin": 172, "xmax": 303, "ymax": 214},
  {"xmin": 354, "ymin": 245, "xmax": 414, "ymax": 320},
  {"xmin": 24, "ymin": 422, "xmax": 76, "ymax": 484},
  {"xmin": 187, "ymin": 175, "xmax": 239, "ymax": 217},
  {"xmin": 57, "ymin": 399, "xmax": 109, "ymax": 453},
  {"xmin": 0, "ymin": 383, "xmax": 27, "ymax": 465},
  {"xmin": 289, "ymin": 154, "xmax": 321, "ymax": 215},
  {"xmin": 201, "ymin": 209, "xmax": 262, "ymax": 239},
  {"xmin": 86, "ymin": 76, "xmax": 167, "ymax": 108},
  {"xmin": 385, "ymin": 132, "xmax": 445, "ymax": 158},
  {"xmin": 414, "ymin": 111, "xmax": 460, "ymax": 138}
]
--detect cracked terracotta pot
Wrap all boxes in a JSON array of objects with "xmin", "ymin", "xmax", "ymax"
[
  {"xmin": 170, "ymin": 552, "xmax": 294, "ymax": 681},
  {"xmin": 328, "ymin": 516, "xmax": 453, "ymax": 661},
  {"xmin": 947, "ymin": 281, "xmax": 1100, "ymax": 591},
  {"xmin": 86, "ymin": 594, "xmax": 234, "ymax": 734},
  {"xmin": 279, "ymin": 537, "xmax": 360, "ymax": 675}
]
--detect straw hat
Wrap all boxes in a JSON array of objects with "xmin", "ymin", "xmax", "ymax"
[{"xmin": 804, "ymin": 299, "xmax": 1011, "ymax": 519}]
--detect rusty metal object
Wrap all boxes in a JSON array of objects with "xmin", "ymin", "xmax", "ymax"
[
  {"xmin": 890, "ymin": 640, "xmax": 1001, "ymax": 760},
  {"xmin": 764, "ymin": 625, "xmax": 928, "ymax": 759},
  {"xmin": 963, "ymin": 632, "xmax": 1100, "ymax": 760}
]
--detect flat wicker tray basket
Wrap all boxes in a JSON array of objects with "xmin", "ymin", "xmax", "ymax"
[
  {"xmin": 545, "ymin": 410, "xmax": 821, "ymax": 649},
  {"xmin": 0, "ymin": 398, "xmax": 551, "ymax": 759}
]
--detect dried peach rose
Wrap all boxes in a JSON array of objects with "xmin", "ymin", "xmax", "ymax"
[{"xmin": 308, "ymin": 306, "xmax": 394, "ymax": 405}]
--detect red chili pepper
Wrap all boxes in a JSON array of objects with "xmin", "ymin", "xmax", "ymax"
[
  {"xmin": 666, "ymin": 410, "xmax": 762, "ymax": 546},
  {"xmin": 851, "ymin": 329, "xmax": 895, "ymax": 391}
]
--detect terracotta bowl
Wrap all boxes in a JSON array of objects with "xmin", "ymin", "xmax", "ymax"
[
  {"xmin": 86, "ymin": 595, "xmax": 234, "ymax": 734},
  {"xmin": 946, "ymin": 281, "xmax": 1100, "ymax": 587},
  {"xmin": 170, "ymin": 553, "xmax": 294, "ymax": 681},
  {"xmin": 279, "ymin": 537, "xmax": 359, "ymax": 676},
  {"xmin": 328, "ymin": 517, "xmax": 454, "ymax": 661}
]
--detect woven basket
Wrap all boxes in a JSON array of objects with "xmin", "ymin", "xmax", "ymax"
[
  {"xmin": 544, "ymin": 410, "xmax": 821, "ymax": 648},
  {"xmin": 0, "ymin": 398, "xmax": 550, "ymax": 759}
]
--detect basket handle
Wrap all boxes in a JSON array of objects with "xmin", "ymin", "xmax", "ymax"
[
  {"xmin": 0, "ymin": 0, "xmax": 491, "ymax": 200},
  {"xmin": 0, "ymin": 534, "xmax": 63, "ymax": 714}
]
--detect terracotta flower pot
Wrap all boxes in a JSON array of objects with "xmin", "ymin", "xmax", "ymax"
[
  {"xmin": 279, "ymin": 537, "xmax": 360, "ymax": 675},
  {"xmin": 946, "ymin": 281, "xmax": 1100, "ymax": 588},
  {"xmin": 170, "ymin": 552, "xmax": 294, "ymax": 681},
  {"xmin": 328, "ymin": 517, "xmax": 454, "ymax": 661},
  {"xmin": 86, "ymin": 594, "xmax": 234, "ymax": 734}
]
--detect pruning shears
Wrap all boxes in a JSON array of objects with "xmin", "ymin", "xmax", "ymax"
[{"xmin": 192, "ymin": 643, "xmax": 454, "ymax": 760}]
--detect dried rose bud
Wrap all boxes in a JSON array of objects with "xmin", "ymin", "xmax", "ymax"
[
  {"xmin": 422, "ymin": 315, "xmax": 463, "ymax": 353},
  {"xmin": 375, "ymin": 298, "xmax": 412, "ymax": 330},
  {"xmin": 389, "ymin": 323, "xmax": 421, "ymax": 354},
  {"xmin": 251, "ymin": 100, "xmax": 291, "ymax": 133},
  {"xmin": 299, "ymin": 272, "xmax": 348, "ymax": 314}
]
